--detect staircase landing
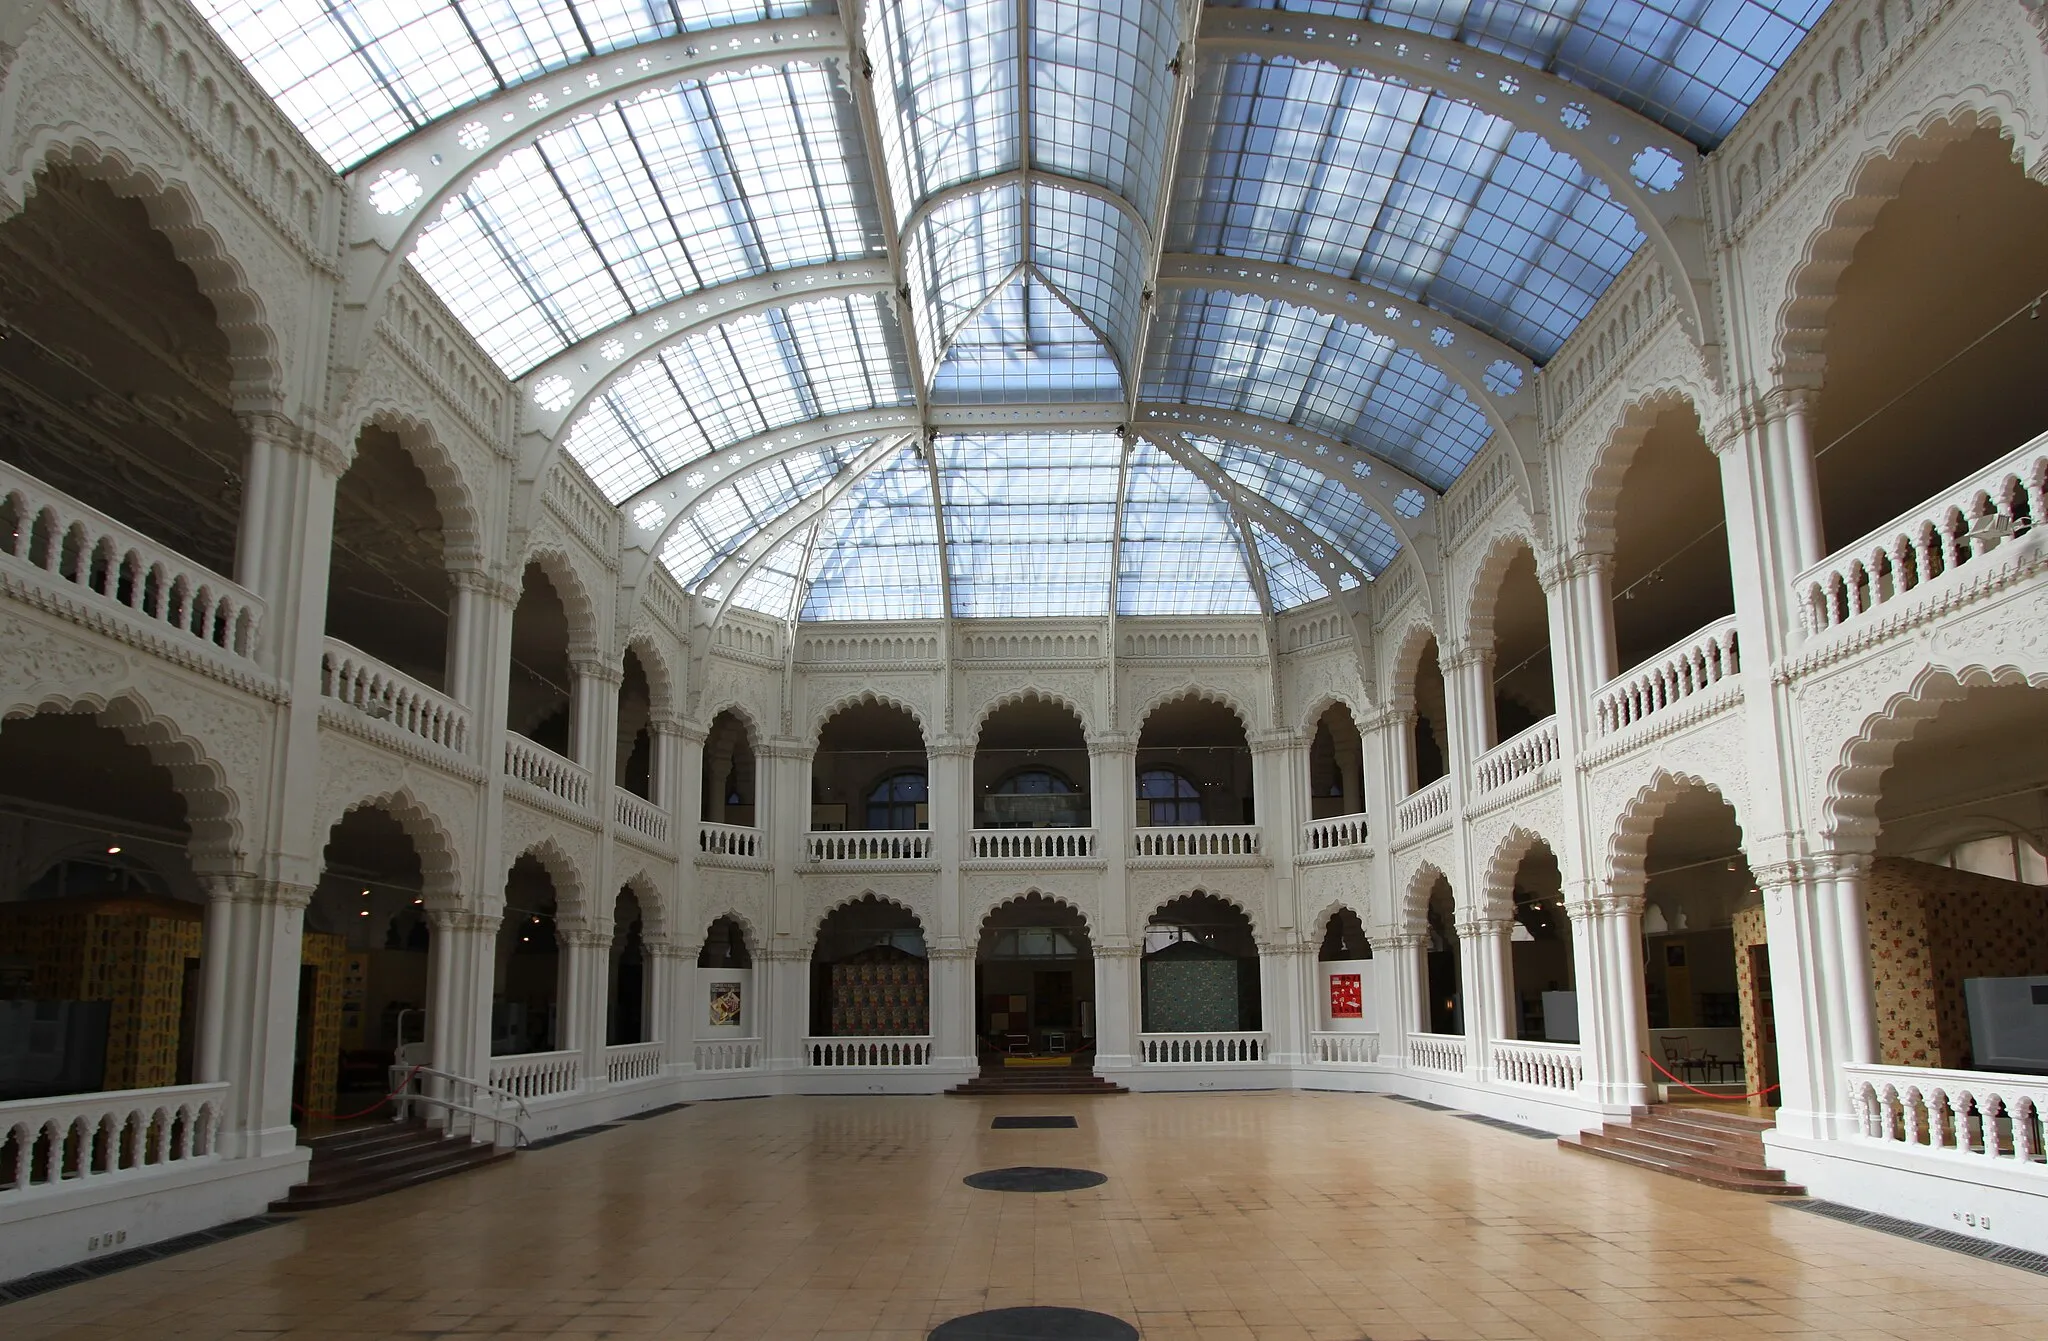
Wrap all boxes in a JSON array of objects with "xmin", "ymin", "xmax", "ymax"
[
  {"xmin": 273, "ymin": 1120, "xmax": 512, "ymax": 1211},
  {"xmin": 1558, "ymin": 1104, "xmax": 1805, "ymax": 1196},
  {"xmin": 947, "ymin": 1062, "xmax": 1129, "ymax": 1097}
]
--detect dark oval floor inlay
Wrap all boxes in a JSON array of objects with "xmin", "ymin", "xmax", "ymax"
[
  {"xmin": 963, "ymin": 1165, "xmax": 1108, "ymax": 1193},
  {"xmin": 929, "ymin": 1305, "xmax": 1139, "ymax": 1339}
]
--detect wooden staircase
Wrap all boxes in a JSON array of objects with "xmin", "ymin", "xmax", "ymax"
[
  {"xmin": 1558, "ymin": 1105, "xmax": 1805, "ymax": 1196},
  {"xmin": 272, "ymin": 1121, "xmax": 513, "ymax": 1211},
  {"xmin": 947, "ymin": 1063, "xmax": 1129, "ymax": 1097}
]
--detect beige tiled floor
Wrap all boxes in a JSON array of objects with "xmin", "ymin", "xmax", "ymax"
[{"xmin": 10, "ymin": 1091, "xmax": 2048, "ymax": 1339}]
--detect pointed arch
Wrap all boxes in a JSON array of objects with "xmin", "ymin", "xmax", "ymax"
[
  {"xmin": 1131, "ymin": 684, "xmax": 1256, "ymax": 740},
  {"xmin": 1576, "ymin": 390, "xmax": 1707, "ymax": 555},
  {"xmin": 1385, "ymin": 616, "xmax": 1442, "ymax": 710},
  {"xmin": 809, "ymin": 890, "xmax": 926, "ymax": 944},
  {"xmin": 348, "ymin": 407, "xmax": 485, "ymax": 567},
  {"xmin": 1482, "ymin": 826, "xmax": 1558, "ymax": 923},
  {"xmin": 1606, "ymin": 769, "xmax": 1746, "ymax": 901},
  {"xmin": 971, "ymin": 889, "xmax": 1095, "ymax": 942},
  {"xmin": 317, "ymin": 787, "xmax": 463, "ymax": 907},
  {"xmin": 622, "ymin": 631, "xmax": 680, "ymax": 723},
  {"xmin": 972, "ymin": 687, "xmax": 1093, "ymax": 744},
  {"xmin": 1296, "ymin": 690, "xmax": 1368, "ymax": 739},
  {"xmin": 6, "ymin": 133, "xmax": 284, "ymax": 405},
  {"xmin": 1399, "ymin": 861, "xmax": 1453, "ymax": 934},
  {"xmin": 615, "ymin": 869, "xmax": 669, "ymax": 941},
  {"xmin": 808, "ymin": 689, "xmax": 930, "ymax": 749},
  {"xmin": 518, "ymin": 545, "xmax": 602, "ymax": 659},
  {"xmin": 1140, "ymin": 886, "xmax": 1265, "ymax": 942},
  {"xmin": 1463, "ymin": 529, "xmax": 1543, "ymax": 658},
  {"xmin": 699, "ymin": 700, "xmax": 765, "ymax": 749},
  {"xmin": 697, "ymin": 907, "xmax": 763, "ymax": 955},
  {"xmin": 508, "ymin": 836, "xmax": 589, "ymax": 930}
]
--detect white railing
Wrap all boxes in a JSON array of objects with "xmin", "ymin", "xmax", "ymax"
[
  {"xmin": 321, "ymin": 638, "xmax": 469, "ymax": 754},
  {"xmin": 1797, "ymin": 434, "xmax": 2047, "ymax": 638},
  {"xmin": 1302, "ymin": 813, "xmax": 1369, "ymax": 851},
  {"xmin": 694, "ymin": 1038, "xmax": 761, "ymax": 1071},
  {"xmin": 1310, "ymin": 1032, "xmax": 1381, "ymax": 1065},
  {"xmin": 389, "ymin": 1066, "xmax": 529, "ymax": 1148},
  {"xmin": 806, "ymin": 831, "xmax": 932, "ymax": 862},
  {"xmin": 1473, "ymin": 717, "xmax": 1559, "ymax": 795},
  {"xmin": 1846, "ymin": 1063, "xmax": 2047, "ymax": 1168},
  {"xmin": 1395, "ymin": 779, "xmax": 1451, "ymax": 834},
  {"xmin": 1408, "ymin": 1032, "xmax": 1467, "ymax": 1074},
  {"xmin": 0, "ymin": 1083, "xmax": 226, "ymax": 1203},
  {"xmin": 803, "ymin": 1036, "xmax": 932, "ymax": 1067},
  {"xmin": 969, "ymin": 828, "xmax": 1098, "ymax": 860},
  {"xmin": 1131, "ymin": 825, "xmax": 1262, "ymax": 858},
  {"xmin": 487, "ymin": 1049, "xmax": 582, "ymax": 1099},
  {"xmin": 604, "ymin": 1041, "xmax": 664, "ymax": 1084},
  {"xmin": 0, "ymin": 461, "xmax": 264, "ymax": 662},
  {"xmin": 1592, "ymin": 615, "xmax": 1740, "ymax": 735},
  {"xmin": 698, "ymin": 821, "xmax": 762, "ymax": 858},
  {"xmin": 1139, "ymin": 1031, "xmax": 1267, "ymax": 1064},
  {"xmin": 1492, "ymin": 1039, "xmax": 1584, "ymax": 1093},
  {"xmin": 612, "ymin": 788, "xmax": 669, "ymax": 844},
  {"xmin": 504, "ymin": 738, "xmax": 592, "ymax": 808}
]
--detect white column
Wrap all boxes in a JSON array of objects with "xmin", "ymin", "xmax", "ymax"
[
  {"xmin": 1458, "ymin": 915, "xmax": 1515, "ymax": 1081},
  {"xmin": 570, "ymin": 658, "xmax": 621, "ymax": 780},
  {"xmin": 1578, "ymin": 892, "xmax": 1651, "ymax": 1109},
  {"xmin": 561, "ymin": 927, "xmax": 608, "ymax": 1088},
  {"xmin": 927, "ymin": 947, "xmax": 976, "ymax": 1069},
  {"xmin": 196, "ymin": 878, "xmax": 314, "ymax": 1159},
  {"xmin": 927, "ymin": 739, "xmax": 972, "ymax": 1071},
  {"xmin": 1257, "ymin": 939, "xmax": 1312, "ymax": 1066},
  {"xmin": 1093, "ymin": 944, "xmax": 1141, "ymax": 1072},
  {"xmin": 760, "ymin": 946, "xmax": 810, "ymax": 1072},
  {"xmin": 669, "ymin": 721, "xmax": 706, "ymax": 851},
  {"xmin": 654, "ymin": 938, "xmax": 697, "ymax": 1072},
  {"xmin": 1443, "ymin": 648, "xmax": 1497, "ymax": 763},
  {"xmin": 1373, "ymin": 928, "xmax": 1427, "ymax": 1062},
  {"xmin": 445, "ymin": 568, "xmax": 490, "ymax": 712},
  {"xmin": 1251, "ymin": 729, "xmax": 1304, "ymax": 948},
  {"xmin": 1779, "ymin": 389, "xmax": 1826, "ymax": 572},
  {"xmin": 1757, "ymin": 855, "xmax": 1876, "ymax": 1140}
]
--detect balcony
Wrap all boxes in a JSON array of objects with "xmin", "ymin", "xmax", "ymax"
[
  {"xmin": 805, "ymin": 830, "xmax": 932, "ymax": 863},
  {"xmin": 1845, "ymin": 1063, "xmax": 2048, "ymax": 1169},
  {"xmin": 1491, "ymin": 1040, "xmax": 1584, "ymax": 1094},
  {"xmin": 320, "ymin": 638, "xmax": 470, "ymax": 761},
  {"xmin": 1138, "ymin": 1031, "xmax": 1267, "ymax": 1064},
  {"xmin": 1394, "ymin": 779, "xmax": 1451, "ymax": 837},
  {"xmin": 1794, "ymin": 432, "xmax": 2046, "ymax": 641},
  {"xmin": 697, "ymin": 821, "xmax": 765, "ymax": 862},
  {"xmin": 804, "ymin": 1036, "xmax": 931, "ymax": 1067},
  {"xmin": 1472, "ymin": 717, "xmax": 1559, "ymax": 800},
  {"xmin": 967, "ymin": 828, "xmax": 1098, "ymax": 862},
  {"xmin": 503, "ymin": 738, "xmax": 592, "ymax": 811},
  {"xmin": 1299, "ymin": 813, "xmax": 1369, "ymax": 863},
  {"xmin": 1, "ymin": 460, "xmax": 263, "ymax": 668},
  {"xmin": 1591, "ymin": 615, "xmax": 1741, "ymax": 738},
  {"xmin": 0, "ymin": 1082, "xmax": 228, "ymax": 1209},
  {"xmin": 612, "ymin": 788, "xmax": 669, "ymax": 845},
  {"xmin": 486, "ymin": 1049, "xmax": 581, "ymax": 1100},
  {"xmin": 1130, "ymin": 825, "xmax": 1262, "ymax": 861}
]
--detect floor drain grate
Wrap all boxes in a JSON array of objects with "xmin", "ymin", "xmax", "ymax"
[
  {"xmin": 1781, "ymin": 1200, "xmax": 2048, "ymax": 1276},
  {"xmin": 525, "ymin": 1124, "xmax": 620, "ymax": 1150},
  {"xmin": 991, "ymin": 1116, "xmax": 1079, "ymax": 1129},
  {"xmin": 619, "ymin": 1103, "xmax": 689, "ymax": 1122},
  {"xmin": 1455, "ymin": 1113, "xmax": 1553, "ymax": 1139}
]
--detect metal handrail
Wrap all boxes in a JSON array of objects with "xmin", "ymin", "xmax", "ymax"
[
  {"xmin": 390, "ymin": 1088, "xmax": 529, "ymax": 1149},
  {"xmin": 393, "ymin": 1063, "xmax": 534, "ymax": 1120}
]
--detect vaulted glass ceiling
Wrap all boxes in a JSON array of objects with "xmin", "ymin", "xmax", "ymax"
[{"xmin": 200, "ymin": 0, "xmax": 1834, "ymax": 620}]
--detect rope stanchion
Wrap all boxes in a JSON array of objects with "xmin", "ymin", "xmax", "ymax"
[
  {"xmin": 291, "ymin": 1064, "xmax": 424, "ymax": 1122},
  {"xmin": 1642, "ymin": 1051, "xmax": 1779, "ymax": 1101}
]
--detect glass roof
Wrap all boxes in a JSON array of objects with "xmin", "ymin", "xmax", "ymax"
[
  {"xmin": 1218, "ymin": 1, "xmax": 1832, "ymax": 150},
  {"xmin": 196, "ymin": 1, "xmax": 829, "ymax": 171},
  {"xmin": 200, "ymin": 0, "xmax": 1831, "ymax": 622},
  {"xmin": 1145, "ymin": 290, "xmax": 1495, "ymax": 492}
]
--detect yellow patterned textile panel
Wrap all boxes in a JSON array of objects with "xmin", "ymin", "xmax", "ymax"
[
  {"xmin": 1731, "ymin": 904, "xmax": 1769, "ymax": 1093},
  {"xmin": 828, "ymin": 947, "xmax": 929, "ymax": 1036},
  {"xmin": 0, "ymin": 895, "xmax": 202, "ymax": 1090},
  {"xmin": 299, "ymin": 932, "xmax": 349, "ymax": 1129}
]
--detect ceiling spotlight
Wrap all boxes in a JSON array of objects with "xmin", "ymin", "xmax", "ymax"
[
  {"xmin": 361, "ymin": 888, "xmax": 371, "ymax": 896},
  {"xmin": 412, "ymin": 898, "xmax": 423, "ymax": 906},
  {"xmin": 358, "ymin": 909, "xmax": 370, "ymax": 917},
  {"xmin": 106, "ymin": 845, "xmax": 121, "ymax": 855}
]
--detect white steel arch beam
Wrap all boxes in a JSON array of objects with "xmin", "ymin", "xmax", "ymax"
[
  {"xmin": 329, "ymin": 16, "xmax": 849, "ymax": 404},
  {"xmin": 703, "ymin": 435, "xmax": 909, "ymax": 626},
  {"xmin": 1154, "ymin": 255, "xmax": 1541, "ymax": 474},
  {"xmin": 1146, "ymin": 430, "xmax": 1375, "ymax": 641},
  {"xmin": 1132, "ymin": 402, "xmax": 1436, "ymax": 555},
  {"xmin": 1194, "ymin": 8, "xmax": 1718, "ymax": 378},
  {"xmin": 898, "ymin": 169, "xmax": 1154, "ymax": 251}
]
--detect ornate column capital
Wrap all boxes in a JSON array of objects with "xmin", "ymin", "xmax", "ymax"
[
  {"xmin": 558, "ymin": 927, "xmax": 612, "ymax": 950},
  {"xmin": 928, "ymin": 737, "xmax": 976, "ymax": 761},
  {"xmin": 1256, "ymin": 938, "xmax": 1315, "ymax": 958},
  {"xmin": 755, "ymin": 944, "xmax": 813, "ymax": 964},
  {"xmin": 1374, "ymin": 930, "xmax": 1424, "ymax": 952},
  {"xmin": 1249, "ymin": 729, "xmax": 1305, "ymax": 754},
  {"xmin": 926, "ymin": 945, "xmax": 979, "ymax": 962},
  {"xmin": 571, "ymin": 657, "xmax": 624, "ymax": 686},
  {"xmin": 757, "ymin": 739, "xmax": 813, "ymax": 762},
  {"xmin": 1094, "ymin": 943, "xmax": 1143, "ymax": 961},
  {"xmin": 1580, "ymin": 889, "xmax": 1646, "ymax": 919},
  {"xmin": 1088, "ymin": 732, "xmax": 1139, "ymax": 756},
  {"xmin": 205, "ymin": 876, "xmax": 317, "ymax": 909}
]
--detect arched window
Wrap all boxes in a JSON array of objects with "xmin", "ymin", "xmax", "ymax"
[
  {"xmin": 986, "ymin": 767, "xmax": 1080, "ymax": 828},
  {"xmin": 1137, "ymin": 768, "xmax": 1203, "ymax": 825},
  {"xmin": 995, "ymin": 768, "xmax": 1075, "ymax": 795},
  {"xmin": 866, "ymin": 771, "xmax": 929, "ymax": 830}
]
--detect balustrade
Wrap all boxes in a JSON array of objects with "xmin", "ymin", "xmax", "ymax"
[
  {"xmin": 503, "ymin": 739, "xmax": 592, "ymax": 808},
  {"xmin": 1797, "ymin": 434, "xmax": 2046, "ymax": 637},
  {"xmin": 0, "ymin": 1083, "xmax": 226, "ymax": 1203},
  {"xmin": 1408, "ymin": 1032, "xmax": 1467, "ymax": 1074},
  {"xmin": 1491, "ymin": 1040, "xmax": 1584, "ymax": 1093},
  {"xmin": 1309, "ymin": 1032, "xmax": 1381, "ymax": 1065},
  {"xmin": 968, "ymin": 828, "xmax": 1097, "ymax": 860},
  {"xmin": 1846, "ymin": 1064, "xmax": 2047, "ymax": 1167},
  {"xmin": 1131, "ymin": 825, "xmax": 1261, "ymax": 858},
  {"xmin": 1592, "ymin": 617, "xmax": 1740, "ymax": 735},
  {"xmin": 0, "ymin": 462, "xmax": 263, "ymax": 662},
  {"xmin": 694, "ymin": 1039, "xmax": 761, "ymax": 1071},
  {"xmin": 1473, "ymin": 718, "xmax": 1559, "ymax": 795},
  {"xmin": 698, "ymin": 822, "xmax": 763, "ymax": 859},
  {"xmin": 604, "ymin": 1041, "xmax": 663, "ymax": 1084},
  {"xmin": 1301, "ymin": 814, "xmax": 1369, "ymax": 852},
  {"xmin": 806, "ymin": 831, "xmax": 932, "ymax": 862},
  {"xmin": 486, "ymin": 1049, "xmax": 582, "ymax": 1099},
  {"xmin": 1138, "ymin": 1032, "xmax": 1267, "ymax": 1064},
  {"xmin": 321, "ymin": 639, "xmax": 469, "ymax": 754},
  {"xmin": 1394, "ymin": 779, "xmax": 1451, "ymax": 834},
  {"xmin": 803, "ymin": 1036, "xmax": 932, "ymax": 1067},
  {"xmin": 612, "ymin": 788, "xmax": 669, "ymax": 844}
]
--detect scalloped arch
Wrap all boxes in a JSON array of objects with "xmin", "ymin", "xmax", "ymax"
[
  {"xmin": 700, "ymin": 699, "xmax": 766, "ymax": 748},
  {"xmin": 623, "ymin": 630, "xmax": 681, "ymax": 723},
  {"xmin": 971, "ymin": 888, "xmax": 1095, "ymax": 941},
  {"xmin": 6, "ymin": 132, "xmax": 285, "ymax": 405},
  {"xmin": 1304, "ymin": 898, "xmax": 1371, "ymax": 949},
  {"xmin": 1398, "ymin": 860, "xmax": 1453, "ymax": 932},
  {"xmin": 1777, "ymin": 105, "xmax": 2037, "ymax": 381},
  {"xmin": 697, "ymin": 906, "xmax": 763, "ymax": 953},
  {"xmin": 1385, "ymin": 615, "xmax": 1442, "ymax": 710},
  {"xmin": 1297, "ymin": 690, "xmax": 1367, "ymax": 738},
  {"xmin": 507, "ymin": 836, "xmax": 590, "ymax": 929},
  {"xmin": 808, "ymin": 689, "xmax": 930, "ymax": 748},
  {"xmin": 1824, "ymin": 664, "xmax": 2048, "ymax": 852},
  {"xmin": 1130, "ymin": 683, "xmax": 1255, "ymax": 739},
  {"xmin": 1462, "ymin": 528, "xmax": 1543, "ymax": 658},
  {"xmin": 318, "ymin": 787, "xmax": 464, "ymax": 906},
  {"xmin": 1576, "ymin": 389, "xmax": 1706, "ymax": 555},
  {"xmin": 1481, "ymin": 825, "xmax": 1558, "ymax": 920},
  {"xmin": 518, "ymin": 544, "xmax": 602, "ymax": 659},
  {"xmin": 614, "ymin": 869, "xmax": 669, "ymax": 939},
  {"xmin": 1605, "ymin": 768, "xmax": 1745, "ymax": 899},
  {"xmin": 0, "ymin": 691, "xmax": 243, "ymax": 874},
  {"xmin": 349, "ymin": 407, "xmax": 486, "ymax": 567},
  {"xmin": 809, "ymin": 890, "xmax": 927, "ymax": 945},
  {"xmin": 971, "ymin": 686, "xmax": 1093, "ymax": 744},
  {"xmin": 1139, "ymin": 885, "xmax": 1265, "ymax": 941}
]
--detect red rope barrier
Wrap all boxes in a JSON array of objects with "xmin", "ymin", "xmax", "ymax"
[
  {"xmin": 1642, "ymin": 1051, "xmax": 1779, "ymax": 1101},
  {"xmin": 291, "ymin": 1065, "xmax": 424, "ymax": 1122}
]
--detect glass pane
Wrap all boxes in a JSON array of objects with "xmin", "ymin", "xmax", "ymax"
[
  {"xmin": 659, "ymin": 440, "xmax": 868, "ymax": 587},
  {"xmin": 1192, "ymin": 435, "xmax": 1403, "ymax": 574},
  {"xmin": 867, "ymin": 0, "xmax": 1021, "ymax": 217},
  {"xmin": 929, "ymin": 272, "xmax": 1123, "ymax": 403},
  {"xmin": 1031, "ymin": 182, "xmax": 1149, "ymax": 370},
  {"xmin": 1030, "ymin": 0, "xmax": 1178, "ymax": 210},
  {"xmin": 903, "ymin": 181, "xmax": 1024, "ymax": 371},
  {"xmin": 730, "ymin": 526, "xmax": 813, "ymax": 618},
  {"xmin": 938, "ymin": 431, "xmax": 1122, "ymax": 618},
  {"xmin": 802, "ymin": 446, "xmax": 947, "ymax": 620},
  {"xmin": 1252, "ymin": 522, "xmax": 1335, "ymax": 610},
  {"xmin": 1117, "ymin": 444, "xmax": 1262, "ymax": 616}
]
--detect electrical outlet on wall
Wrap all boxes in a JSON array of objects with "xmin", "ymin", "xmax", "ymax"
[{"xmin": 1953, "ymin": 1210, "xmax": 1992, "ymax": 1231}]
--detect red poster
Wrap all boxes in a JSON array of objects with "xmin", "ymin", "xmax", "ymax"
[{"xmin": 1328, "ymin": 973, "xmax": 1362, "ymax": 1019}]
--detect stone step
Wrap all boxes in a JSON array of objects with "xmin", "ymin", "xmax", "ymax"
[
  {"xmin": 1557, "ymin": 1134, "xmax": 1806, "ymax": 1195},
  {"xmin": 1581, "ymin": 1129, "xmax": 1778, "ymax": 1178},
  {"xmin": 1623, "ymin": 1119, "xmax": 1771, "ymax": 1159},
  {"xmin": 274, "ymin": 1122, "xmax": 513, "ymax": 1211}
]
